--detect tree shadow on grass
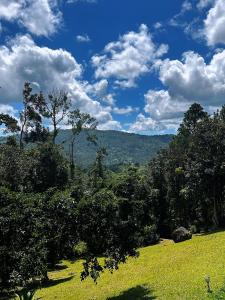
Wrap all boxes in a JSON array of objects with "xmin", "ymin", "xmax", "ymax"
[
  {"xmin": 48, "ymin": 264, "xmax": 68, "ymax": 272},
  {"xmin": 197, "ymin": 227, "xmax": 225, "ymax": 236},
  {"xmin": 107, "ymin": 285, "xmax": 157, "ymax": 300},
  {"xmin": 43, "ymin": 275, "xmax": 74, "ymax": 288}
]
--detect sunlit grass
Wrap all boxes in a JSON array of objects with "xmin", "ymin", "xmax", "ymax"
[{"xmin": 36, "ymin": 231, "xmax": 225, "ymax": 300}]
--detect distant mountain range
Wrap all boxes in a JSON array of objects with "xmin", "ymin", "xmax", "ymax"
[
  {"xmin": 56, "ymin": 130, "xmax": 173, "ymax": 169},
  {"xmin": 0, "ymin": 130, "xmax": 173, "ymax": 169}
]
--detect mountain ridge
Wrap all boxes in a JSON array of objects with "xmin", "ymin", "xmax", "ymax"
[
  {"xmin": 0, "ymin": 129, "xmax": 173, "ymax": 169},
  {"xmin": 56, "ymin": 129, "xmax": 173, "ymax": 169}
]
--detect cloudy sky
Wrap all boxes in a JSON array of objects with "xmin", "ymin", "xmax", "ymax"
[{"xmin": 0, "ymin": 0, "xmax": 225, "ymax": 134}]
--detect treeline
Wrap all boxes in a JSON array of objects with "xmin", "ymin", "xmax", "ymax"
[
  {"xmin": 1, "ymin": 83, "xmax": 225, "ymax": 297},
  {"xmin": 148, "ymin": 103, "xmax": 225, "ymax": 235}
]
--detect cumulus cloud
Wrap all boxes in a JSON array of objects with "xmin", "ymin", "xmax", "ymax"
[
  {"xmin": 204, "ymin": 0, "xmax": 225, "ymax": 45},
  {"xmin": 130, "ymin": 48, "xmax": 225, "ymax": 133},
  {"xmin": 129, "ymin": 90, "xmax": 187, "ymax": 133},
  {"xmin": 0, "ymin": 0, "xmax": 62, "ymax": 37},
  {"xmin": 159, "ymin": 51, "xmax": 225, "ymax": 106},
  {"xmin": 144, "ymin": 90, "xmax": 189, "ymax": 121},
  {"xmin": 0, "ymin": 34, "xmax": 82, "ymax": 103},
  {"xmin": 129, "ymin": 113, "xmax": 180, "ymax": 133},
  {"xmin": 92, "ymin": 24, "xmax": 168, "ymax": 88},
  {"xmin": 0, "ymin": 34, "xmax": 121, "ymax": 130}
]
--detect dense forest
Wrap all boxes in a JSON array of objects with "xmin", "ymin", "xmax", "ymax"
[{"xmin": 1, "ymin": 83, "xmax": 225, "ymax": 299}]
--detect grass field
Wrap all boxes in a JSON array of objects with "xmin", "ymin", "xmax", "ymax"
[{"xmin": 36, "ymin": 231, "xmax": 225, "ymax": 300}]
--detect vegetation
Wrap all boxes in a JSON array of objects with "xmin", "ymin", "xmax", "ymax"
[
  {"xmin": 1, "ymin": 83, "xmax": 225, "ymax": 299},
  {"xmin": 36, "ymin": 231, "xmax": 225, "ymax": 300}
]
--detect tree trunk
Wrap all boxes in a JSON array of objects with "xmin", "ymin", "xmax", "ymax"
[{"xmin": 70, "ymin": 139, "xmax": 75, "ymax": 180}]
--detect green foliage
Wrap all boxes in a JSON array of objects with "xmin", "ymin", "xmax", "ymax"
[
  {"xmin": 3, "ymin": 83, "xmax": 225, "ymax": 299},
  {"xmin": 209, "ymin": 283, "xmax": 225, "ymax": 299},
  {"xmin": 0, "ymin": 188, "xmax": 47, "ymax": 292},
  {"xmin": 148, "ymin": 103, "xmax": 225, "ymax": 235},
  {"xmin": 73, "ymin": 241, "xmax": 88, "ymax": 257},
  {"xmin": 0, "ymin": 113, "xmax": 20, "ymax": 133},
  {"xmin": 28, "ymin": 143, "xmax": 68, "ymax": 192}
]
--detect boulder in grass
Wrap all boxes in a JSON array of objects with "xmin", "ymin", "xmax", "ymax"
[{"xmin": 172, "ymin": 227, "xmax": 192, "ymax": 243}]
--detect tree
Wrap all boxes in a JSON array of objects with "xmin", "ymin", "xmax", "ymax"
[
  {"xmin": 178, "ymin": 103, "xmax": 208, "ymax": 136},
  {"xmin": 28, "ymin": 143, "xmax": 68, "ymax": 192},
  {"xmin": 77, "ymin": 189, "xmax": 139, "ymax": 282},
  {"xmin": 0, "ymin": 114, "xmax": 20, "ymax": 133},
  {"xmin": 67, "ymin": 109, "xmax": 97, "ymax": 180},
  {"xmin": 19, "ymin": 82, "xmax": 48, "ymax": 149},
  {"xmin": 0, "ymin": 188, "xmax": 47, "ymax": 295},
  {"xmin": 89, "ymin": 147, "xmax": 108, "ymax": 190},
  {"xmin": 43, "ymin": 90, "xmax": 71, "ymax": 144}
]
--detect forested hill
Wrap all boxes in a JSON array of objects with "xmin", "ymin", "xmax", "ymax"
[{"xmin": 56, "ymin": 130, "xmax": 173, "ymax": 169}]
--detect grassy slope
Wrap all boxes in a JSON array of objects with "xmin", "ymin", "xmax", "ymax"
[{"xmin": 36, "ymin": 231, "xmax": 225, "ymax": 300}]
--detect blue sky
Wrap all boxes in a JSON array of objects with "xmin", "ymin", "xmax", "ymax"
[{"xmin": 0, "ymin": 0, "xmax": 225, "ymax": 135}]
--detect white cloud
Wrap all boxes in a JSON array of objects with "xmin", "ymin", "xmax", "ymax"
[
  {"xmin": 92, "ymin": 24, "xmax": 168, "ymax": 88},
  {"xmin": 169, "ymin": 0, "xmax": 192, "ymax": 28},
  {"xmin": 0, "ymin": 104, "xmax": 17, "ymax": 116},
  {"xmin": 144, "ymin": 90, "xmax": 188, "ymax": 121},
  {"xmin": 88, "ymin": 79, "xmax": 109, "ymax": 97},
  {"xmin": 0, "ymin": 0, "xmax": 23, "ymax": 20},
  {"xmin": 0, "ymin": 34, "xmax": 120, "ymax": 130},
  {"xmin": 159, "ymin": 51, "xmax": 225, "ymax": 106},
  {"xmin": 154, "ymin": 22, "xmax": 163, "ymax": 30},
  {"xmin": 113, "ymin": 106, "xmax": 138, "ymax": 115},
  {"xmin": 101, "ymin": 94, "xmax": 116, "ymax": 106},
  {"xmin": 204, "ymin": 0, "xmax": 225, "ymax": 45},
  {"xmin": 131, "ymin": 48, "xmax": 225, "ymax": 133},
  {"xmin": 0, "ymin": 0, "xmax": 62, "ymax": 37},
  {"xmin": 129, "ymin": 90, "xmax": 187, "ymax": 133},
  {"xmin": 181, "ymin": 0, "xmax": 192, "ymax": 13},
  {"xmin": 0, "ymin": 34, "xmax": 82, "ymax": 103},
  {"xmin": 129, "ymin": 113, "xmax": 178, "ymax": 133},
  {"xmin": 197, "ymin": 0, "xmax": 214, "ymax": 10},
  {"xmin": 76, "ymin": 34, "xmax": 91, "ymax": 43},
  {"xmin": 129, "ymin": 113, "xmax": 181, "ymax": 133},
  {"xmin": 98, "ymin": 120, "xmax": 122, "ymax": 131}
]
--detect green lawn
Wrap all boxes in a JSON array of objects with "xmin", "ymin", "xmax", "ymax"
[{"xmin": 36, "ymin": 231, "xmax": 225, "ymax": 300}]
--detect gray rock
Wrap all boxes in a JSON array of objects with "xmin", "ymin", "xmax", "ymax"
[{"xmin": 172, "ymin": 227, "xmax": 192, "ymax": 243}]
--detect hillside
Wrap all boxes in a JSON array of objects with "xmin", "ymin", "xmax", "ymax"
[
  {"xmin": 56, "ymin": 130, "xmax": 173, "ymax": 169},
  {"xmin": 36, "ymin": 231, "xmax": 225, "ymax": 300}
]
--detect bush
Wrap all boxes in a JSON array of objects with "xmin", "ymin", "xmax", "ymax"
[
  {"xmin": 141, "ymin": 225, "xmax": 160, "ymax": 246},
  {"xmin": 73, "ymin": 241, "xmax": 88, "ymax": 258}
]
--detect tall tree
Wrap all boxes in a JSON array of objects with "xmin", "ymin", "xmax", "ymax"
[
  {"xmin": 43, "ymin": 90, "xmax": 71, "ymax": 144},
  {"xmin": 89, "ymin": 147, "xmax": 108, "ymax": 190},
  {"xmin": 19, "ymin": 82, "xmax": 47, "ymax": 149},
  {"xmin": 178, "ymin": 103, "xmax": 208, "ymax": 136},
  {"xmin": 68, "ymin": 109, "xmax": 97, "ymax": 180}
]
